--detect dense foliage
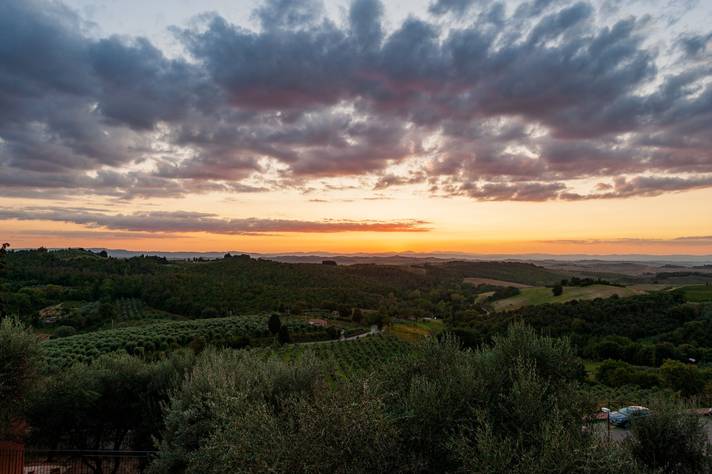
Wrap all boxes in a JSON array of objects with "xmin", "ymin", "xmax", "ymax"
[
  {"xmin": 147, "ymin": 324, "xmax": 711, "ymax": 473},
  {"xmin": 626, "ymin": 399, "xmax": 712, "ymax": 473},
  {"xmin": 4, "ymin": 310, "xmax": 711, "ymax": 473},
  {"xmin": 150, "ymin": 326, "xmax": 610, "ymax": 473},
  {"xmin": 27, "ymin": 351, "xmax": 195, "ymax": 456},
  {"xmin": 451, "ymin": 292, "xmax": 712, "ymax": 395},
  {"xmin": 0, "ymin": 318, "xmax": 42, "ymax": 439}
]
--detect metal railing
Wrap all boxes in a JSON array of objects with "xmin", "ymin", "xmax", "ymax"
[
  {"xmin": 0, "ymin": 442, "xmax": 24, "ymax": 474},
  {"xmin": 21, "ymin": 450, "xmax": 156, "ymax": 474}
]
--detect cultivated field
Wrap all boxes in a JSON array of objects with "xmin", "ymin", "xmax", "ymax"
[
  {"xmin": 463, "ymin": 277, "xmax": 533, "ymax": 288},
  {"xmin": 680, "ymin": 284, "xmax": 712, "ymax": 302},
  {"xmin": 269, "ymin": 334, "xmax": 411, "ymax": 378},
  {"xmin": 492, "ymin": 284, "xmax": 641, "ymax": 312}
]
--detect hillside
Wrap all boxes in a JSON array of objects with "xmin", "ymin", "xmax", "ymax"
[
  {"xmin": 1, "ymin": 249, "xmax": 576, "ymax": 323},
  {"xmin": 431, "ymin": 261, "xmax": 569, "ymax": 286},
  {"xmin": 491, "ymin": 285, "xmax": 642, "ymax": 312}
]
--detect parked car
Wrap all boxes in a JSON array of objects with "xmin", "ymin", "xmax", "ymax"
[{"xmin": 606, "ymin": 406, "xmax": 650, "ymax": 428}]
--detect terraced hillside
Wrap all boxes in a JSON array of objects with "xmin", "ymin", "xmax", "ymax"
[{"xmin": 43, "ymin": 315, "xmax": 320, "ymax": 371}]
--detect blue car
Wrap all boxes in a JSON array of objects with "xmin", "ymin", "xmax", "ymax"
[{"xmin": 608, "ymin": 406, "xmax": 650, "ymax": 428}]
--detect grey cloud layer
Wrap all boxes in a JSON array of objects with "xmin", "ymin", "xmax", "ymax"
[
  {"xmin": 539, "ymin": 236, "xmax": 712, "ymax": 247},
  {"xmin": 0, "ymin": 208, "xmax": 429, "ymax": 234},
  {"xmin": 1, "ymin": 0, "xmax": 711, "ymax": 201}
]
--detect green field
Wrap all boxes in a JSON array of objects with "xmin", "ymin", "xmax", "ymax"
[
  {"xmin": 679, "ymin": 284, "xmax": 712, "ymax": 302},
  {"xmin": 386, "ymin": 319, "xmax": 444, "ymax": 342},
  {"xmin": 492, "ymin": 284, "xmax": 641, "ymax": 312},
  {"xmin": 583, "ymin": 360, "xmax": 603, "ymax": 382}
]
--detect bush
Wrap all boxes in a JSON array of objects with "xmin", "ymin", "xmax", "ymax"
[
  {"xmin": 625, "ymin": 399, "xmax": 712, "ymax": 473},
  {"xmin": 53, "ymin": 325, "xmax": 77, "ymax": 338}
]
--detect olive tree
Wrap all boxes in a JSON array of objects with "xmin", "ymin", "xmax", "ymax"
[{"xmin": 0, "ymin": 317, "xmax": 42, "ymax": 439}]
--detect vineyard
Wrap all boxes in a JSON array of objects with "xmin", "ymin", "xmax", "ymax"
[
  {"xmin": 270, "ymin": 335, "xmax": 412, "ymax": 377},
  {"xmin": 115, "ymin": 298, "xmax": 146, "ymax": 319},
  {"xmin": 43, "ymin": 315, "xmax": 320, "ymax": 371}
]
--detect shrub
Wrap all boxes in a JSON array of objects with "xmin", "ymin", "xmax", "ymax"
[
  {"xmin": 625, "ymin": 399, "xmax": 712, "ymax": 473},
  {"xmin": 53, "ymin": 325, "xmax": 77, "ymax": 338}
]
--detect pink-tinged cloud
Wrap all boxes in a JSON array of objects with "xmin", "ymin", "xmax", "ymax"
[
  {"xmin": 1, "ymin": 0, "xmax": 712, "ymax": 202},
  {"xmin": 0, "ymin": 208, "xmax": 430, "ymax": 235}
]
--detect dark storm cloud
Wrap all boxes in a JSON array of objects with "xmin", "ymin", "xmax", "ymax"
[
  {"xmin": 1, "ymin": 0, "xmax": 712, "ymax": 202},
  {"xmin": 0, "ymin": 208, "xmax": 430, "ymax": 234}
]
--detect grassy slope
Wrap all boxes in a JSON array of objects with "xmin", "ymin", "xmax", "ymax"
[
  {"xmin": 463, "ymin": 277, "xmax": 533, "ymax": 288},
  {"xmin": 386, "ymin": 319, "xmax": 444, "ymax": 342},
  {"xmin": 680, "ymin": 284, "xmax": 712, "ymax": 302},
  {"xmin": 492, "ymin": 285, "xmax": 640, "ymax": 312}
]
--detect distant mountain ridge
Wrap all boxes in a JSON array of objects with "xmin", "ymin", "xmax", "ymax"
[{"xmin": 69, "ymin": 248, "xmax": 712, "ymax": 265}]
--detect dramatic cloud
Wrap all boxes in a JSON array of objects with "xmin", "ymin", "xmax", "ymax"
[
  {"xmin": 0, "ymin": 208, "xmax": 430, "ymax": 235},
  {"xmin": 1, "ymin": 0, "xmax": 712, "ymax": 202}
]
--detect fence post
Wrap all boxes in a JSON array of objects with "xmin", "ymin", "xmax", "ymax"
[{"xmin": 0, "ymin": 441, "xmax": 24, "ymax": 474}]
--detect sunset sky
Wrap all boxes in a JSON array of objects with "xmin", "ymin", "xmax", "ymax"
[{"xmin": 1, "ymin": 0, "xmax": 712, "ymax": 254}]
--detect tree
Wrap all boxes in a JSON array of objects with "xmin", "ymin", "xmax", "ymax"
[
  {"xmin": 149, "ymin": 349, "xmax": 398, "ymax": 474},
  {"xmin": 268, "ymin": 313, "xmax": 282, "ymax": 335},
  {"xmin": 0, "ymin": 243, "xmax": 9, "ymax": 316},
  {"xmin": 0, "ymin": 242, "xmax": 9, "ymax": 273},
  {"xmin": 28, "ymin": 352, "xmax": 194, "ymax": 470},
  {"xmin": 351, "ymin": 308, "xmax": 363, "ymax": 323},
  {"xmin": 552, "ymin": 285, "xmax": 564, "ymax": 297},
  {"xmin": 98, "ymin": 301, "xmax": 115, "ymax": 320},
  {"xmin": 660, "ymin": 359, "xmax": 705, "ymax": 397},
  {"xmin": 277, "ymin": 325, "xmax": 291, "ymax": 345},
  {"xmin": 0, "ymin": 317, "xmax": 42, "ymax": 440},
  {"xmin": 367, "ymin": 311, "xmax": 388, "ymax": 329}
]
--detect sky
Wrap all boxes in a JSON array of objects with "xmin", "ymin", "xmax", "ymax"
[{"xmin": 1, "ymin": 0, "xmax": 712, "ymax": 255}]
